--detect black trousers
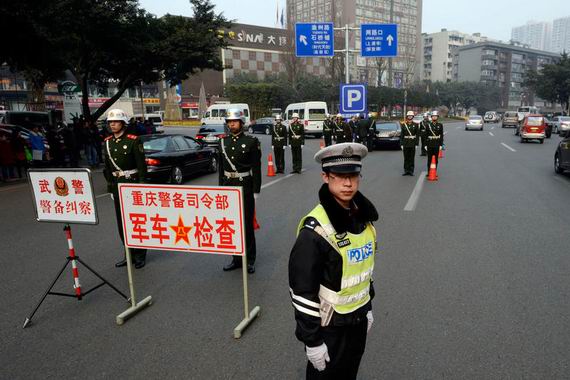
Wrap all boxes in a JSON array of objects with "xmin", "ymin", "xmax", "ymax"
[
  {"xmin": 112, "ymin": 190, "xmax": 147, "ymax": 263},
  {"xmin": 323, "ymin": 132, "xmax": 332, "ymax": 147},
  {"xmin": 274, "ymin": 145, "xmax": 285, "ymax": 172},
  {"xmin": 420, "ymin": 136, "xmax": 427, "ymax": 155},
  {"xmin": 306, "ymin": 319, "xmax": 368, "ymax": 380},
  {"xmin": 427, "ymin": 147, "xmax": 440, "ymax": 172},
  {"xmin": 291, "ymin": 145, "xmax": 303, "ymax": 172},
  {"xmin": 403, "ymin": 147, "xmax": 416, "ymax": 174}
]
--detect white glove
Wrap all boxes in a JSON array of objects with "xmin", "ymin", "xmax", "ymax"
[
  {"xmin": 424, "ymin": 146, "xmax": 427, "ymax": 151},
  {"xmin": 415, "ymin": 146, "xmax": 417, "ymax": 150},
  {"xmin": 366, "ymin": 311, "xmax": 374, "ymax": 333},
  {"xmin": 306, "ymin": 343, "xmax": 330, "ymax": 372},
  {"xmin": 110, "ymin": 193, "xmax": 114, "ymax": 200},
  {"xmin": 439, "ymin": 146, "xmax": 443, "ymax": 151},
  {"xmin": 271, "ymin": 145, "xmax": 274, "ymax": 149},
  {"xmin": 301, "ymin": 145, "xmax": 304, "ymax": 148},
  {"xmin": 254, "ymin": 193, "xmax": 259, "ymax": 200},
  {"xmin": 400, "ymin": 146, "xmax": 403, "ymax": 150}
]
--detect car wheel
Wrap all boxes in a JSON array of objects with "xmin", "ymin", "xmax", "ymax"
[
  {"xmin": 208, "ymin": 156, "xmax": 218, "ymax": 173},
  {"xmin": 265, "ymin": 127, "xmax": 270, "ymax": 135},
  {"xmin": 170, "ymin": 166, "xmax": 183, "ymax": 185},
  {"xmin": 465, "ymin": 127, "xmax": 468, "ymax": 131},
  {"xmin": 554, "ymin": 153, "xmax": 564, "ymax": 174},
  {"xmin": 540, "ymin": 139, "xmax": 544, "ymax": 144},
  {"xmin": 248, "ymin": 127, "xmax": 254, "ymax": 134}
]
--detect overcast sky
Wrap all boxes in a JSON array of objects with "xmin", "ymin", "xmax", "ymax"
[{"xmin": 139, "ymin": 0, "xmax": 569, "ymax": 42}]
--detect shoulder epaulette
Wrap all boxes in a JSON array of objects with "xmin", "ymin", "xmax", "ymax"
[
  {"xmin": 302, "ymin": 217, "xmax": 321, "ymax": 231},
  {"xmin": 127, "ymin": 134, "xmax": 138, "ymax": 140},
  {"xmin": 104, "ymin": 136, "xmax": 112, "ymax": 141}
]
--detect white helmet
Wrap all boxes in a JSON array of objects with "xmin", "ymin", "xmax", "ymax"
[
  {"xmin": 336, "ymin": 113, "xmax": 343, "ymax": 118},
  {"xmin": 226, "ymin": 108, "xmax": 245, "ymax": 123},
  {"xmin": 431, "ymin": 110, "xmax": 439, "ymax": 117},
  {"xmin": 368, "ymin": 113, "xmax": 373, "ymax": 118},
  {"xmin": 423, "ymin": 112, "xmax": 429, "ymax": 118},
  {"xmin": 275, "ymin": 114, "xmax": 282, "ymax": 121},
  {"xmin": 406, "ymin": 111, "xmax": 415, "ymax": 117},
  {"xmin": 292, "ymin": 113, "xmax": 300, "ymax": 119},
  {"xmin": 107, "ymin": 109, "xmax": 129, "ymax": 123},
  {"xmin": 325, "ymin": 113, "xmax": 330, "ymax": 118}
]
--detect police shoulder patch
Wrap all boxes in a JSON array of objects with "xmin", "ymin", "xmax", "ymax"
[
  {"xmin": 303, "ymin": 217, "xmax": 320, "ymax": 230},
  {"xmin": 127, "ymin": 134, "xmax": 138, "ymax": 140}
]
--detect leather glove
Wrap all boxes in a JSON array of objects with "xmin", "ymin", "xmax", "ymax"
[
  {"xmin": 253, "ymin": 193, "xmax": 259, "ymax": 200},
  {"xmin": 306, "ymin": 343, "xmax": 330, "ymax": 372},
  {"xmin": 367, "ymin": 310, "xmax": 374, "ymax": 333},
  {"xmin": 110, "ymin": 193, "xmax": 114, "ymax": 201}
]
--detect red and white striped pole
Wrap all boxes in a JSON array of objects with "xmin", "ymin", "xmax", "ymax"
[{"xmin": 64, "ymin": 225, "xmax": 82, "ymax": 300}]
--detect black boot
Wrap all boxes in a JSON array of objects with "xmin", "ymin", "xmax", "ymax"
[
  {"xmin": 247, "ymin": 264, "xmax": 255, "ymax": 274},
  {"xmin": 223, "ymin": 259, "xmax": 242, "ymax": 271},
  {"xmin": 115, "ymin": 259, "xmax": 127, "ymax": 268}
]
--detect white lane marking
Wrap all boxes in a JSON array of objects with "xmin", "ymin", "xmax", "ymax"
[
  {"xmin": 491, "ymin": 126, "xmax": 495, "ymax": 130},
  {"xmin": 0, "ymin": 183, "xmax": 27, "ymax": 192},
  {"xmin": 489, "ymin": 132, "xmax": 494, "ymax": 136},
  {"xmin": 444, "ymin": 131, "xmax": 448, "ymax": 135},
  {"xmin": 96, "ymin": 193, "xmax": 110, "ymax": 199},
  {"xmin": 261, "ymin": 169, "xmax": 306, "ymax": 190},
  {"xmin": 404, "ymin": 171, "xmax": 427, "ymax": 212},
  {"xmin": 501, "ymin": 142, "xmax": 516, "ymax": 152}
]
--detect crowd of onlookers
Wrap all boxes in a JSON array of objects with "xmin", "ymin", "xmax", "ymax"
[{"xmin": 0, "ymin": 116, "xmax": 156, "ymax": 183}]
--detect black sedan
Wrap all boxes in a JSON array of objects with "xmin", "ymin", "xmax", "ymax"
[
  {"xmin": 141, "ymin": 134, "xmax": 218, "ymax": 184},
  {"xmin": 195, "ymin": 124, "xmax": 228, "ymax": 148},
  {"xmin": 371, "ymin": 121, "xmax": 401, "ymax": 149},
  {"xmin": 248, "ymin": 117, "xmax": 274, "ymax": 135},
  {"xmin": 554, "ymin": 135, "xmax": 570, "ymax": 175}
]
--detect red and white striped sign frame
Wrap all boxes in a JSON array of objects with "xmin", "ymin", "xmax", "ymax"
[{"xmin": 118, "ymin": 184, "xmax": 245, "ymax": 256}]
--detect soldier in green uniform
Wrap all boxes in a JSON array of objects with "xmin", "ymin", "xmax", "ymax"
[
  {"xmin": 103, "ymin": 109, "xmax": 148, "ymax": 269},
  {"xmin": 272, "ymin": 114, "xmax": 288, "ymax": 173},
  {"xmin": 289, "ymin": 113, "xmax": 305, "ymax": 173},
  {"xmin": 419, "ymin": 112, "xmax": 429, "ymax": 156},
  {"xmin": 219, "ymin": 109, "xmax": 262, "ymax": 274},
  {"xmin": 334, "ymin": 114, "xmax": 352, "ymax": 144},
  {"xmin": 400, "ymin": 110, "xmax": 419, "ymax": 176},
  {"xmin": 322, "ymin": 114, "xmax": 333, "ymax": 147},
  {"xmin": 425, "ymin": 110, "xmax": 444, "ymax": 174}
]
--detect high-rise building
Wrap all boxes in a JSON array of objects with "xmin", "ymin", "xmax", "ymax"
[
  {"xmin": 552, "ymin": 16, "xmax": 570, "ymax": 53},
  {"xmin": 286, "ymin": 0, "xmax": 423, "ymax": 88},
  {"xmin": 421, "ymin": 29, "xmax": 491, "ymax": 83},
  {"xmin": 511, "ymin": 21, "xmax": 552, "ymax": 52}
]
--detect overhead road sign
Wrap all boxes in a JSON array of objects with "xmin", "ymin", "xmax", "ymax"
[
  {"xmin": 295, "ymin": 22, "xmax": 334, "ymax": 57},
  {"xmin": 361, "ymin": 24, "xmax": 398, "ymax": 57}
]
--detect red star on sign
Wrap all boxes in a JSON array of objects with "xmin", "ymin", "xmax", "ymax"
[{"xmin": 169, "ymin": 216, "xmax": 192, "ymax": 245}]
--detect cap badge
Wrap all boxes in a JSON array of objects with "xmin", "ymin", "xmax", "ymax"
[{"xmin": 342, "ymin": 146, "xmax": 353, "ymax": 157}]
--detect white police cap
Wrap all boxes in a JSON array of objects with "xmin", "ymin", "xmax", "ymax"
[{"xmin": 314, "ymin": 143, "xmax": 368, "ymax": 173}]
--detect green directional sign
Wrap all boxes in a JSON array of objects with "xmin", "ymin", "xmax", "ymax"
[{"xmin": 58, "ymin": 81, "xmax": 81, "ymax": 95}]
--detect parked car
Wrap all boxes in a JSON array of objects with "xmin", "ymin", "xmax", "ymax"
[
  {"xmin": 484, "ymin": 111, "xmax": 499, "ymax": 123},
  {"xmin": 502, "ymin": 111, "xmax": 519, "ymax": 128},
  {"xmin": 201, "ymin": 103, "xmax": 251, "ymax": 127},
  {"xmin": 133, "ymin": 113, "xmax": 164, "ymax": 133},
  {"xmin": 412, "ymin": 115, "xmax": 423, "ymax": 125},
  {"xmin": 371, "ymin": 121, "xmax": 400, "ymax": 149},
  {"xmin": 248, "ymin": 117, "xmax": 274, "ymax": 135},
  {"xmin": 542, "ymin": 115, "xmax": 553, "ymax": 138},
  {"xmin": 554, "ymin": 134, "xmax": 570, "ymax": 174},
  {"xmin": 520, "ymin": 115, "xmax": 546, "ymax": 144},
  {"xmin": 283, "ymin": 101, "xmax": 328, "ymax": 137},
  {"xmin": 551, "ymin": 116, "xmax": 570, "ymax": 137},
  {"xmin": 195, "ymin": 124, "xmax": 228, "ymax": 149},
  {"xmin": 465, "ymin": 115, "xmax": 484, "ymax": 131},
  {"xmin": 140, "ymin": 134, "xmax": 217, "ymax": 184}
]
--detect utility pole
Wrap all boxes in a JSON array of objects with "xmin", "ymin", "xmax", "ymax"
[
  {"xmin": 334, "ymin": 24, "xmax": 359, "ymax": 84},
  {"xmin": 387, "ymin": 0, "xmax": 394, "ymax": 88}
]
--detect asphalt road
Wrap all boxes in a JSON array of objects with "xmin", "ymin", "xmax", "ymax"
[{"xmin": 1, "ymin": 122, "xmax": 569, "ymax": 379}]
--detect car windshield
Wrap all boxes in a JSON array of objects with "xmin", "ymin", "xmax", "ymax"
[
  {"xmin": 376, "ymin": 123, "xmax": 399, "ymax": 131},
  {"xmin": 199, "ymin": 125, "xmax": 225, "ymax": 133},
  {"xmin": 469, "ymin": 116, "xmax": 482, "ymax": 120},
  {"xmin": 505, "ymin": 112, "xmax": 517, "ymax": 117},
  {"xmin": 308, "ymin": 109, "xmax": 326, "ymax": 120},
  {"xmin": 142, "ymin": 137, "xmax": 168, "ymax": 152},
  {"xmin": 526, "ymin": 117, "xmax": 543, "ymax": 126},
  {"xmin": 148, "ymin": 117, "xmax": 162, "ymax": 123}
]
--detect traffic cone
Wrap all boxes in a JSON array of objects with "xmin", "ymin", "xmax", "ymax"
[
  {"xmin": 253, "ymin": 209, "xmax": 260, "ymax": 230},
  {"xmin": 320, "ymin": 140, "xmax": 325, "ymax": 149},
  {"xmin": 427, "ymin": 155, "xmax": 438, "ymax": 181},
  {"xmin": 438, "ymin": 148, "xmax": 444, "ymax": 159},
  {"xmin": 267, "ymin": 153, "xmax": 276, "ymax": 177}
]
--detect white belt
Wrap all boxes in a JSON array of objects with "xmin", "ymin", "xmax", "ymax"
[
  {"xmin": 292, "ymin": 136, "xmax": 301, "ymax": 139},
  {"xmin": 404, "ymin": 135, "xmax": 416, "ymax": 139},
  {"xmin": 224, "ymin": 170, "xmax": 252, "ymax": 179},
  {"xmin": 274, "ymin": 137, "xmax": 285, "ymax": 140},
  {"xmin": 113, "ymin": 169, "xmax": 138, "ymax": 178},
  {"xmin": 428, "ymin": 136, "xmax": 440, "ymax": 140}
]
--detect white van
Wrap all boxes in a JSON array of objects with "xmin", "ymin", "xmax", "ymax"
[
  {"xmin": 201, "ymin": 103, "xmax": 251, "ymax": 126},
  {"xmin": 284, "ymin": 101, "xmax": 328, "ymax": 137},
  {"xmin": 134, "ymin": 113, "xmax": 164, "ymax": 133}
]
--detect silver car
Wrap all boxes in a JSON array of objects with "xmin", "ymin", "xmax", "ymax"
[
  {"xmin": 465, "ymin": 115, "xmax": 484, "ymax": 131},
  {"xmin": 552, "ymin": 116, "xmax": 570, "ymax": 137}
]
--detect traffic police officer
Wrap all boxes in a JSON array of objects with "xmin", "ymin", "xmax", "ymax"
[
  {"xmin": 289, "ymin": 142, "xmax": 378, "ymax": 380},
  {"xmin": 103, "ymin": 109, "xmax": 148, "ymax": 269},
  {"xmin": 425, "ymin": 110, "xmax": 444, "ymax": 173},
  {"xmin": 400, "ymin": 110, "xmax": 419, "ymax": 176},
  {"xmin": 356, "ymin": 113, "xmax": 371, "ymax": 148},
  {"xmin": 322, "ymin": 114, "xmax": 333, "ymax": 147},
  {"xmin": 289, "ymin": 113, "xmax": 305, "ymax": 173},
  {"xmin": 219, "ymin": 109, "xmax": 261, "ymax": 273},
  {"xmin": 419, "ymin": 112, "xmax": 429, "ymax": 156},
  {"xmin": 334, "ymin": 114, "xmax": 352, "ymax": 144},
  {"xmin": 272, "ymin": 114, "xmax": 288, "ymax": 173}
]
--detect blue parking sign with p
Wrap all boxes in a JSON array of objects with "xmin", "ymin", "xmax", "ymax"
[{"xmin": 340, "ymin": 84, "xmax": 367, "ymax": 114}]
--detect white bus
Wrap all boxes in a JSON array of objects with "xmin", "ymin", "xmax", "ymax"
[
  {"xmin": 283, "ymin": 101, "xmax": 328, "ymax": 137},
  {"xmin": 201, "ymin": 103, "xmax": 251, "ymax": 126}
]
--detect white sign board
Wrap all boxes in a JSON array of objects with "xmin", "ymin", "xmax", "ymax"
[
  {"xmin": 28, "ymin": 169, "xmax": 98, "ymax": 224},
  {"xmin": 118, "ymin": 184, "xmax": 245, "ymax": 256}
]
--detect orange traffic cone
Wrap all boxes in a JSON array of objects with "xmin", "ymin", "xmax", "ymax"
[
  {"xmin": 253, "ymin": 209, "xmax": 260, "ymax": 230},
  {"xmin": 320, "ymin": 140, "xmax": 325, "ymax": 149},
  {"xmin": 427, "ymin": 155, "xmax": 438, "ymax": 181},
  {"xmin": 438, "ymin": 148, "xmax": 444, "ymax": 159},
  {"xmin": 267, "ymin": 153, "xmax": 276, "ymax": 177}
]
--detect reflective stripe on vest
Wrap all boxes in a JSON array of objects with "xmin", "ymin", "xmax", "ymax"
[{"xmin": 297, "ymin": 204, "xmax": 377, "ymax": 315}]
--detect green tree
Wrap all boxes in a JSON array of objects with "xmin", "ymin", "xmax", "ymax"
[{"xmin": 524, "ymin": 53, "xmax": 570, "ymax": 112}]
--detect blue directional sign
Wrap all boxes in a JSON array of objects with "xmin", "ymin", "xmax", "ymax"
[
  {"xmin": 361, "ymin": 24, "xmax": 398, "ymax": 57},
  {"xmin": 340, "ymin": 84, "xmax": 367, "ymax": 114},
  {"xmin": 295, "ymin": 23, "xmax": 334, "ymax": 57}
]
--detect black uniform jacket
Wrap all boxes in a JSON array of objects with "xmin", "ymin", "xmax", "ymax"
[{"xmin": 289, "ymin": 184, "xmax": 379, "ymax": 347}]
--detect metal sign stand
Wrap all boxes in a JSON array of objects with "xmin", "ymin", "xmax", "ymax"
[
  {"xmin": 233, "ymin": 249, "xmax": 261, "ymax": 339},
  {"xmin": 115, "ymin": 243, "xmax": 152, "ymax": 325},
  {"xmin": 23, "ymin": 224, "xmax": 129, "ymax": 328}
]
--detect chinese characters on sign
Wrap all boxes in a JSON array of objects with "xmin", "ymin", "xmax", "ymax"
[
  {"xmin": 360, "ymin": 24, "xmax": 398, "ymax": 58},
  {"xmin": 119, "ymin": 184, "xmax": 245, "ymax": 256},
  {"xmin": 295, "ymin": 23, "xmax": 334, "ymax": 57},
  {"xmin": 29, "ymin": 169, "xmax": 97, "ymax": 224}
]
